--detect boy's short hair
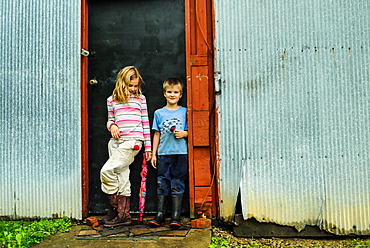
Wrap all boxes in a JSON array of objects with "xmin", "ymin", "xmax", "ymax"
[{"xmin": 163, "ymin": 78, "xmax": 183, "ymax": 93}]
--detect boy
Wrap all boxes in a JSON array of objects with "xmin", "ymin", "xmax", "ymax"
[{"xmin": 148, "ymin": 78, "xmax": 188, "ymax": 228}]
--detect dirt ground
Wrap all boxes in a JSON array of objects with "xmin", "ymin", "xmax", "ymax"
[
  {"xmin": 212, "ymin": 226, "xmax": 368, "ymax": 247},
  {"xmin": 33, "ymin": 223, "xmax": 212, "ymax": 248},
  {"xmin": 32, "ymin": 223, "xmax": 369, "ymax": 248}
]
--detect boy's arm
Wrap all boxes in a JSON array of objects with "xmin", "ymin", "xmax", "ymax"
[
  {"xmin": 151, "ymin": 131, "xmax": 160, "ymax": 169},
  {"xmin": 174, "ymin": 108, "xmax": 188, "ymax": 139},
  {"xmin": 174, "ymin": 130, "xmax": 188, "ymax": 139}
]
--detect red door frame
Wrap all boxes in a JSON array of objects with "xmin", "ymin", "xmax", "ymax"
[
  {"xmin": 80, "ymin": 0, "xmax": 216, "ymax": 219},
  {"xmin": 185, "ymin": 0, "xmax": 216, "ymax": 218},
  {"xmin": 81, "ymin": 0, "xmax": 89, "ymax": 218}
]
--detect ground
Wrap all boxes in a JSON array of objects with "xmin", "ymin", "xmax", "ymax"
[
  {"xmin": 33, "ymin": 221, "xmax": 212, "ymax": 248},
  {"xmin": 212, "ymin": 226, "xmax": 368, "ymax": 247},
  {"xmin": 31, "ymin": 216, "xmax": 369, "ymax": 248}
]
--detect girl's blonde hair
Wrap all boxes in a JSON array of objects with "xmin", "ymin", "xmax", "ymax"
[{"xmin": 112, "ymin": 66, "xmax": 143, "ymax": 103}]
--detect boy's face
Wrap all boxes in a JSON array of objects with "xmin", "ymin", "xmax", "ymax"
[{"xmin": 164, "ymin": 85, "xmax": 182, "ymax": 105}]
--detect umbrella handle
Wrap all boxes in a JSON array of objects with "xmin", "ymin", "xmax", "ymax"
[{"xmin": 142, "ymin": 153, "xmax": 147, "ymax": 165}]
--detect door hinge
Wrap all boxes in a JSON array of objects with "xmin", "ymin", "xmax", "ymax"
[
  {"xmin": 81, "ymin": 49, "xmax": 90, "ymax": 57},
  {"xmin": 214, "ymin": 71, "xmax": 221, "ymax": 95}
]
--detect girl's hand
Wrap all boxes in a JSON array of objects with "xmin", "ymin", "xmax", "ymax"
[
  {"xmin": 174, "ymin": 130, "xmax": 188, "ymax": 139},
  {"xmin": 145, "ymin": 151, "xmax": 152, "ymax": 161},
  {"xmin": 151, "ymin": 155, "xmax": 157, "ymax": 169},
  {"xmin": 110, "ymin": 124, "xmax": 120, "ymax": 140}
]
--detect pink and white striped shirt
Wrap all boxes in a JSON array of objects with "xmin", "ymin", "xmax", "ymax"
[{"xmin": 106, "ymin": 95, "xmax": 151, "ymax": 152}]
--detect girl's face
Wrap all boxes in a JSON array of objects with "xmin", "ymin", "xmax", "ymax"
[{"xmin": 128, "ymin": 77, "xmax": 140, "ymax": 94}]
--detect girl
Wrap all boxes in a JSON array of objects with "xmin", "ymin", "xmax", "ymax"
[{"xmin": 100, "ymin": 66, "xmax": 152, "ymax": 227}]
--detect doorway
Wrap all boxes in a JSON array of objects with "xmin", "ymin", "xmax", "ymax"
[{"xmin": 87, "ymin": 0, "xmax": 187, "ymax": 214}]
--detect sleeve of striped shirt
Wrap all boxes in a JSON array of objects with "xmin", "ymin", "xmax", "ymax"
[
  {"xmin": 106, "ymin": 97, "xmax": 115, "ymax": 131},
  {"xmin": 141, "ymin": 96, "xmax": 152, "ymax": 151}
]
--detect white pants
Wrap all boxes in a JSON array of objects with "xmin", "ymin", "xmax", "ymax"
[{"xmin": 100, "ymin": 139, "xmax": 142, "ymax": 196}]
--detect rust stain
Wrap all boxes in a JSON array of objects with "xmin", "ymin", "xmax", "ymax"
[{"xmin": 196, "ymin": 73, "xmax": 209, "ymax": 81}]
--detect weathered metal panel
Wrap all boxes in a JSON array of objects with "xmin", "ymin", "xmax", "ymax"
[
  {"xmin": 0, "ymin": 1, "xmax": 82, "ymax": 219},
  {"xmin": 214, "ymin": 0, "xmax": 370, "ymax": 235}
]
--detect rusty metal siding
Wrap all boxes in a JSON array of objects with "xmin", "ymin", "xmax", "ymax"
[
  {"xmin": 214, "ymin": 0, "xmax": 370, "ymax": 235},
  {"xmin": 0, "ymin": 1, "xmax": 82, "ymax": 219}
]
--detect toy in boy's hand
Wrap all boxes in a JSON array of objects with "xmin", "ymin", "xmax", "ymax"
[
  {"xmin": 170, "ymin": 126, "xmax": 176, "ymax": 132},
  {"xmin": 133, "ymin": 145, "xmax": 140, "ymax": 150}
]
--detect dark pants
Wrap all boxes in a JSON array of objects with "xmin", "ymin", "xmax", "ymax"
[{"xmin": 157, "ymin": 155, "xmax": 188, "ymax": 196}]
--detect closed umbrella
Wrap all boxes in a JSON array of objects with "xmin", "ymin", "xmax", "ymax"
[{"xmin": 138, "ymin": 154, "xmax": 148, "ymax": 221}]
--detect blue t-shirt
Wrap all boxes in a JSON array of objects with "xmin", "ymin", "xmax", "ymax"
[{"xmin": 152, "ymin": 106, "xmax": 188, "ymax": 155}]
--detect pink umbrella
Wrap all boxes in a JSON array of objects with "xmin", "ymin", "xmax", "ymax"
[{"xmin": 138, "ymin": 154, "xmax": 148, "ymax": 221}]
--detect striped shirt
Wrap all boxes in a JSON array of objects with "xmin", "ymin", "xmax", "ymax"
[{"xmin": 106, "ymin": 95, "xmax": 151, "ymax": 152}]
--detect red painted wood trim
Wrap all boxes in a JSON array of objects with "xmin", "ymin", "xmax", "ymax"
[
  {"xmin": 210, "ymin": 0, "xmax": 219, "ymax": 218},
  {"xmin": 185, "ymin": 0, "xmax": 196, "ymax": 218},
  {"xmin": 186, "ymin": 0, "xmax": 215, "ymax": 218},
  {"xmin": 80, "ymin": 0, "xmax": 89, "ymax": 218}
]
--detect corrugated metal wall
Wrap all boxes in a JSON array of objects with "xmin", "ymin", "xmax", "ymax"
[
  {"xmin": 0, "ymin": 1, "xmax": 82, "ymax": 219},
  {"xmin": 214, "ymin": 0, "xmax": 370, "ymax": 235}
]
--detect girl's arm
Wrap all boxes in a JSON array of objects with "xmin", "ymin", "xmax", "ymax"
[
  {"xmin": 141, "ymin": 96, "xmax": 152, "ymax": 160},
  {"xmin": 106, "ymin": 98, "xmax": 120, "ymax": 139},
  {"xmin": 106, "ymin": 98, "xmax": 115, "ymax": 130},
  {"xmin": 151, "ymin": 131, "xmax": 160, "ymax": 169},
  {"xmin": 110, "ymin": 124, "xmax": 120, "ymax": 140}
]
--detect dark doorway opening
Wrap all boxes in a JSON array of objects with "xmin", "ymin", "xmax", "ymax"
[{"xmin": 87, "ymin": 0, "xmax": 187, "ymax": 215}]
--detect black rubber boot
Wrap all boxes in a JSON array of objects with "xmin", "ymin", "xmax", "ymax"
[
  {"xmin": 148, "ymin": 195, "xmax": 167, "ymax": 227},
  {"xmin": 169, "ymin": 194, "xmax": 183, "ymax": 228}
]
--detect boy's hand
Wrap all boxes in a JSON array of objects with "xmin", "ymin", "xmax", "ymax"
[
  {"xmin": 174, "ymin": 130, "xmax": 188, "ymax": 139},
  {"xmin": 110, "ymin": 124, "xmax": 120, "ymax": 140},
  {"xmin": 151, "ymin": 155, "xmax": 157, "ymax": 169}
]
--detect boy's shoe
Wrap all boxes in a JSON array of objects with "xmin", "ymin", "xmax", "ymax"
[
  {"xmin": 147, "ymin": 218, "xmax": 165, "ymax": 227},
  {"xmin": 169, "ymin": 219, "xmax": 181, "ymax": 228}
]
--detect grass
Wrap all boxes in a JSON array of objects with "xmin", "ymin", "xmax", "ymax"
[
  {"xmin": 208, "ymin": 226, "xmax": 370, "ymax": 248},
  {"xmin": 209, "ymin": 236, "xmax": 231, "ymax": 247},
  {"xmin": 208, "ymin": 236, "xmax": 370, "ymax": 248},
  {"xmin": 0, "ymin": 217, "xmax": 74, "ymax": 248},
  {"xmin": 348, "ymin": 239, "xmax": 370, "ymax": 248}
]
